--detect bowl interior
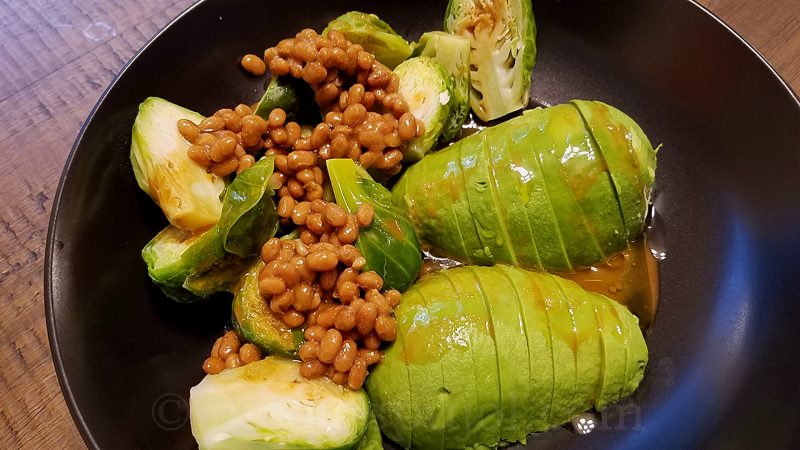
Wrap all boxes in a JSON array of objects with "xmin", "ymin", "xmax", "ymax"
[{"xmin": 47, "ymin": 0, "xmax": 800, "ymax": 448}]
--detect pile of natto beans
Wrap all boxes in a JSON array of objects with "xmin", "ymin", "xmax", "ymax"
[{"xmin": 193, "ymin": 29, "xmax": 416, "ymax": 389}]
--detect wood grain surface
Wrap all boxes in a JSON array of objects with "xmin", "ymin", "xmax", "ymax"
[{"xmin": 0, "ymin": 0, "xmax": 797, "ymax": 448}]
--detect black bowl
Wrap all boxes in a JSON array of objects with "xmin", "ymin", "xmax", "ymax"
[{"xmin": 46, "ymin": 0, "xmax": 800, "ymax": 448}]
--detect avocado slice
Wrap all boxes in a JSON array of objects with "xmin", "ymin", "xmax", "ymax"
[
  {"xmin": 470, "ymin": 266, "xmax": 532, "ymax": 444},
  {"xmin": 231, "ymin": 261, "xmax": 303, "ymax": 357},
  {"xmin": 366, "ymin": 324, "xmax": 414, "ymax": 448},
  {"xmin": 554, "ymin": 104, "xmax": 628, "ymax": 256},
  {"xmin": 506, "ymin": 119, "xmax": 572, "ymax": 272},
  {"xmin": 590, "ymin": 291, "xmax": 629, "ymax": 410},
  {"xmin": 572, "ymin": 100, "xmax": 657, "ymax": 239},
  {"xmin": 484, "ymin": 119, "xmax": 544, "ymax": 270},
  {"xmin": 609, "ymin": 300, "xmax": 649, "ymax": 398},
  {"xmin": 496, "ymin": 266, "xmax": 554, "ymax": 433},
  {"xmin": 397, "ymin": 289, "xmax": 447, "ymax": 450},
  {"xmin": 411, "ymin": 274, "xmax": 480, "ymax": 448},
  {"xmin": 553, "ymin": 276, "xmax": 604, "ymax": 413},
  {"xmin": 459, "ymin": 133, "xmax": 518, "ymax": 265},
  {"xmin": 392, "ymin": 147, "xmax": 480, "ymax": 264},
  {"xmin": 531, "ymin": 271, "xmax": 579, "ymax": 426},
  {"xmin": 440, "ymin": 269, "xmax": 502, "ymax": 448},
  {"xmin": 524, "ymin": 106, "xmax": 606, "ymax": 268}
]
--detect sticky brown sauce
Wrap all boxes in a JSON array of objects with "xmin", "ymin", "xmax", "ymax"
[
  {"xmin": 418, "ymin": 234, "xmax": 659, "ymax": 331},
  {"xmin": 558, "ymin": 236, "xmax": 659, "ymax": 330}
]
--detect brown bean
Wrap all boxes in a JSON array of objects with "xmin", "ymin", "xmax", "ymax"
[
  {"xmin": 292, "ymin": 201, "xmax": 311, "ymax": 225},
  {"xmin": 302, "ymin": 61, "xmax": 328, "ymax": 84},
  {"xmin": 352, "ymin": 256, "xmax": 367, "ymax": 270},
  {"xmin": 237, "ymin": 155, "xmax": 256, "ymax": 173},
  {"xmin": 323, "ymin": 203, "xmax": 348, "ymax": 227},
  {"xmin": 337, "ymin": 280, "xmax": 359, "ymax": 303},
  {"xmin": 356, "ymin": 302, "xmax": 378, "ymax": 335},
  {"xmin": 203, "ymin": 357, "xmax": 225, "ymax": 375},
  {"xmin": 359, "ymin": 349, "xmax": 383, "ymax": 366},
  {"xmin": 305, "ymin": 212, "xmax": 325, "ymax": 234},
  {"xmin": 282, "ymin": 309, "xmax": 306, "ymax": 328},
  {"xmin": 304, "ymin": 325, "xmax": 326, "ymax": 342},
  {"xmin": 333, "ymin": 339, "xmax": 358, "ymax": 372},
  {"xmin": 348, "ymin": 358, "xmax": 368, "ymax": 389},
  {"xmin": 337, "ymin": 244, "xmax": 360, "ymax": 266},
  {"xmin": 293, "ymin": 40, "xmax": 318, "ymax": 62},
  {"xmin": 356, "ymin": 271, "xmax": 383, "ymax": 290},
  {"xmin": 367, "ymin": 68, "xmax": 390, "ymax": 87},
  {"xmin": 398, "ymin": 113, "xmax": 416, "ymax": 140},
  {"xmin": 259, "ymin": 276, "xmax": 286, "ymax": 296},
  {"xmin": 319, "ymin": 270, "xmax": 339, "ymax": 291},
  {"xmin": 234, "ymin": 103, "xmax": 252, "ymax": 117},
  {"xmin": 287, "ymin": 179, "xmax": 305, "ymax": 198},
  {"xmin": 316, "ymin": 306, "xmax": 340, "ymax": 329},
  {"xmin": 318, "ymin": 329, "xmax": 343, "ymax": 364},
  {"xmin": 241, "ymin": 54, "xmax": 266, "ymax": 76},
  {"xmin": 315, "ymin": 82, "xmax": 340, "ymax": 105},
  {"xmin": 239, "ymin": 343, "xmax": 262, "ymax": 364},
  {"xmin": 261, "ymin": 238, "xmax": 281, "ymax": 262},
  {"xmin": 392, "ymin": 98, "xmax": 410, "ymax": 117},
  {"xmin": 293, "ymin": 283, "xmax": 314, "ymax": 311},
  {"xmin": 332, "ymin": 371, "xmax": 349, "ymax": 385},
  {"xmin": 288, "ymin": 150, "xmax": 317, "ymax": 170},
  {"xmin": 210, "ymin": 156, "xmax": 239, "ymax": 177},
  {"xmin": 177, "ymin": 119, "xmax": 201, "ymax": 142},
  {"xmin": 299, "ymin": 340, "xmax": 320, "ymax": 361},
  {"xmin": 277, "ymin": 195, "xmax": 296, "ymax": 218},
  {"xmin": 224, "ymin": 353, "xmax": 243, "ymax": 369},
  {"xmin": 210, "ymin": 337, "xmax": 223, "ymax": 358},
  {"xmin": 300, "ymin": 229, "xmax": 319, "ymax": 245},
  {"xmin": 343, "ymin": 103, "xmax": 367, "ymax": 127},
  {"xmin": 356, "ymin": 51, "xmax": 374, "ymax": 70},
  {"xmin": 187, "ymin": 145, "xmax": 211, "ymax": 165},
  {"xmin": 384, "ymin": 289, "xmax": 402, "ymax": 308},
  {"xmin": 375, "ymin": 315, "xmax": 397, "ymax": 341},
  {"xmin": 270, "ymin": 290, "xmax": 295, "ymax": 313},
  {"xmin": 356, "ymin": 203, "xmax": 374, "ymax": 227},
  {"xmin": 268, "ymin": 108, "xmax": 287, "ymax": 128},
  {"xmin": 284, "ymin": 122, "xmax": 302, "ymax": 146},
  {"xmin": 299, "ymin": 359, "xmax": 328, "ymax": 379},
  {"xmin": 336, "ymin": 267, "xmax": 359, "ymax": 288},
  {"xmin": 363, "ymin": 332, "xmax": 381, "ymax": 350},
  {"xmin": 306, "ymin": 251, "xmax": 339, "ymax": 272},
  {"xmin": 218, "ymin": 331, "xmax": 241, "ymax": 359},
  {"xmin": 334, "ymin": 306, "xmax": 357, "ymax": 331},
  {"xmin": 199, "ymin": 116, "xmax": 225, "ymax": 132},
  {"xmin": 337, "ymin": 218, "xmax": 359, "ymax": 244}
]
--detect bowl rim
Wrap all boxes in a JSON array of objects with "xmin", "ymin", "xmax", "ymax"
[{"xmin": 43, "ymin": 0, "xmax": 800, "ymax": 448}]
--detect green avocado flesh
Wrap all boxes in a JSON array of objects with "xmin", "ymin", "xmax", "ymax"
[
  {"xmin": 366, "ymin": 265, "xmax": 648, "ymax": 449},
  {"xmin": 231, "ymin": 261, "xmax": 304, "ymax": 357},
  {"xmin": 392, "ymin": 101, "xmax": 656, "ymax": 271}
]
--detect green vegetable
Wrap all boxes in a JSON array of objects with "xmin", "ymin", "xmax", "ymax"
[
  {"xmin": 354, "ymin": 411, "xmax": 383, "ymax": 450},
  {"xmin": 323, "ymin": 11, "xmax": 413, "ymax": 69},
  {"xmin": 392, "ymin": 101, "xmax": 657, "ymax": 271},
  {"xmin": 218, "ymin": 157, "xmax": 279, "ymax": 257},
  {"xmin": 253, "ymin": 76, "xmax": 320, "ymax": 125},
  {"xmin": 190, "ymin": 357, "xmax": 370, "ymax": 450},
  {"xmin": 366, "ymin": 265, "xmax": 648, "ymax": 449},
  {"xmin": 130, "ymin": 97, "xmax": 226, "ymax": 230},
  {"xmin": 142, "ymin": 157, "xmax": 280, "ymax": 302},
  {"xmin": 444, "ymin": 0, "xmax": 537, "ymax": 121},
  {"xmin": 232, "ymin": 260, "xmax": 304, "ymax": 357},
  {"xmin": 411, "ymin": 31, "xmax": 471, "ymax": 142},
  {"xmin": 327, "ymin": 158, "xmax": 421, "ymax": 291},
  {"xmin": 394, "ymin": 57, "xmax": 454, "ymax": 162}
]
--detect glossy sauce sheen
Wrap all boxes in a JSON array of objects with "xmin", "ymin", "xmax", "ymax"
[{"xmin": 419, "ymin": 235, "xmax": 659, "ymax": 330}]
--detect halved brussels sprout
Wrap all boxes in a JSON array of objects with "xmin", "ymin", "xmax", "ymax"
[
  {"xmin": 327, "ymin": 158, "xmax": 422, "ymax": 291},
  {"xmin": 323, "ymin": 11, "xmax": 413, "ymax": 69},
  {"xmin": 394, "ymin": 57, "xmax": 454, "ymax": 162},
  {"xmin": 412, "ymin": 31, "xmax": 471, "ymax": 142},
  {"xmin": 444, "ymin": 0, "xmax": 537, "ymax": 121},
  {"xmin": 142, "ymin": 157, "xmax": 280, "ymax": 302},
  {"xmin": 130, "ymin": 97, "xmax": 226, "ymax": 230},
  {"xmin": 190, "ymin": 357, "xmax": 371, "ymax": 450}
]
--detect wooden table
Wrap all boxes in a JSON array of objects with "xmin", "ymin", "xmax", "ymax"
[{"xmin": 0, "ymin": 0, "xmax": 797, "ymax": 448}]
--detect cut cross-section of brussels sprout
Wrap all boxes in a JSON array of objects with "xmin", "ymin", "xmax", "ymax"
[
  {"xmin": 190, "ymin": 357, "xmax": 371, "ymax": 450},
  {"xmin": 130, "ymin": 97, "xmax": 226, "ymax": 230},
  {"xmin": 444, "ymin": 0, "xmax": 537, "ymax": 121},
  {"xmin": 327, "ymin": 158, "xmax": 422, "ymax": 291},
  {"xmin": 394, "ymin": 57, "xmax": 454, "ymax": 162},
  {"xmin": 323, "ymin": 11, "xmax": 413, "ymax": 69},
  {"xmin": 412, "ymin": 31, "xmax": 471, "ymax": 143}
]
